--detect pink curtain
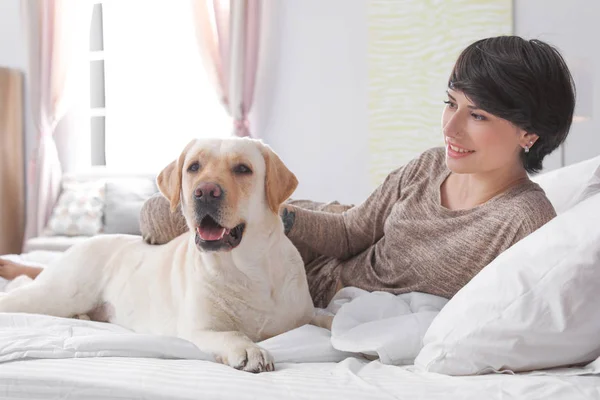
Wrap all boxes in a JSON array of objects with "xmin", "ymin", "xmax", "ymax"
[
  {"xmin": 21, "ymin": 0, "xmax": 92, "ymax": 240},
  {"xmin": 191, "ymin": 0, "xmax": 261, "ymax": 137}
]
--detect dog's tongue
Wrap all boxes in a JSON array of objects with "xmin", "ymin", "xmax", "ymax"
[{"xmin": 197, "ymin": 217, "xmax": 226, "ymax": 241}]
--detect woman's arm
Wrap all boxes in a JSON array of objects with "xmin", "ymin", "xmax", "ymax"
[
  {"xmin": 140, "ymin": 193, "xmax": 188, "ymax": 244},
  {"xmin": 282, "ymin": 167, "xmax": 406, "ymax": 260},
  {"xmin": 0, "ymin": 259, "xmax": 43, "ymax": 280}
]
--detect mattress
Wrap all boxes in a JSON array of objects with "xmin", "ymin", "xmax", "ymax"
[{"xmin": 0, "ymin": 357, "xmax": 599, "ymax": 400}]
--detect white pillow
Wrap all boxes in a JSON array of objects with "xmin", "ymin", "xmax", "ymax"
[
  {"xmin": 415, "ymin": 192, "xmax": 600, "ymax": 375},
  {"xmin": 103, "ymin": 178, "xmax": 158, "ymax": 235},
  {"xmin": 531, "ymin": 155, "xmax": 600, "ymax": 214}
]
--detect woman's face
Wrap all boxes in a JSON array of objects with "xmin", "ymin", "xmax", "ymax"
[{"xmin": 441, "ymin": 88, "xmax": 536, "ymax": 175}]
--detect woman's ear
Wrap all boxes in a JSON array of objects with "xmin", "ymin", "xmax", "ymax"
[{"xmin": 520, "ymin": 131, "xmax": 539, "ymax": 149}]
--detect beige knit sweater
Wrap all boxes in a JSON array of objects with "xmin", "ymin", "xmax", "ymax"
[
  {"xmin": 284, "ymin": 148, "xmax": 556, "ymax": 307},
  {"xmin": 140, "ymin": 147, "xmax": 556, "ymax": 308}
]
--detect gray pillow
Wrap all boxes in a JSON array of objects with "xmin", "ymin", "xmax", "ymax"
[{"xmin": 104, "ymin": 178, "xmax": 158, "ymax": 235}]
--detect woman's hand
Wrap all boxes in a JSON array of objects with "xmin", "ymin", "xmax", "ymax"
[{"xmin": 279, "ymin": 205, "xmax": 296, "ymax": 235}]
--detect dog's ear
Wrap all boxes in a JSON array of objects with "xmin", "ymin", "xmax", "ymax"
[
  {"xmin": 157, "ymin": 140, "xmax": 195, "ymax": 212},
  {"xmin": 262, "ymin": 145, "xmax": 298, "ymax": 214}
]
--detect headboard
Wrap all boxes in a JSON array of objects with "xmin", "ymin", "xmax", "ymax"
[{"xmin": 0, "ymin": 67, "xmax": 25, "ymax": 255}]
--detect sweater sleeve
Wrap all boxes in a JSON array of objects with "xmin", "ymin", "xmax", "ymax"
[
  {"xmin": 509, "ymin": 192, "xmax": 557, "ymax": 246},
  {"xmin": 139, "ymin": 193, "xmax": 189, "ymax": 245},
  {"xmin": 285, "ymin": 166, "xmax": 407, "ymax": 260}
]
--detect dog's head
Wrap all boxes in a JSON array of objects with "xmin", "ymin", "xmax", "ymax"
[{"xmin": 157, "ymin": 138, "xmax": 298, "ymax": 252}]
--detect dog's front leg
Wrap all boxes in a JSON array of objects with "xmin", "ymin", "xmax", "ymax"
[{"xmin": 189, "ymin": 330, "xmax": 274, "ymax": 373}]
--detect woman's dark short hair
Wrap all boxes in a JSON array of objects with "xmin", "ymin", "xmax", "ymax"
[{"xmin": 449, "ymin": 36, "xmax": 576, "ymax": 173}]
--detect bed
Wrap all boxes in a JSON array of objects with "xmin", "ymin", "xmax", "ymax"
[
  {"xmin": 0, "ymin": 252, "xmax": 599, "ymax": 400},
  {"xmin": 1, "ymin": 357, "xmax": 599, "ymax": 399},
  {"xmin": 1, "ymin": 155, "xmax": 600, "ymax": 399},
  {"xmin": 0, "ymin": 296, "xmax": 599, "ymax": 400}
]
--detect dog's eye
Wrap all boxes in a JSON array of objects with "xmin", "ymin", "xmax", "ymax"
[
  {"xmin": 188, "ymin": 162, "xmax": 200, "ymax": 172},
  {"xmin": 233, "ymin": 164, "xmax": 252, "ymax": 175}
]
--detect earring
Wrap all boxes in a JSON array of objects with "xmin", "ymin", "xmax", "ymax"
[{"xmin": 524, "ymin": 146, "xmax": 529, "ymax": 153}]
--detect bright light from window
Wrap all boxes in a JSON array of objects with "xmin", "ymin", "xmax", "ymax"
[{"xmin": 102, "ymin": 0, "xmax": 230, "ymax": 172}]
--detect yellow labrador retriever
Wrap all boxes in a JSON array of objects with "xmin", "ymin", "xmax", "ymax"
[{"xmin": 0, "ymin": 137, "xmax": 315, "ymax": 373}]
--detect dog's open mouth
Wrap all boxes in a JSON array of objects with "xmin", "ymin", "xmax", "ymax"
[{"xmin": 195, "ymin": 215, "xmax": 245, "ymax": 251}]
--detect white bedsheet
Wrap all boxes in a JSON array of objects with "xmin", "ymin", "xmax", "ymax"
[
  {"xmin": 1, "ymin": 256, "xmax": 599, "ymax": 398},
  {"xmin": 1, "ymin": 291, "xmax": 599, "ymax": 400},
  {"xmin": 0, "ymin": 312, "xmax": 353, "ymax": 364},
  {"xmin": 0, "ymin": 357, "xmax": 599, "ymax": 399},
  {"xmin": 0, "ymin": 287, "xmax": 446, "ymax": 366},
  {"xmin": 328, "ymin": 288, "xmax": 448, "ymax": 364}
]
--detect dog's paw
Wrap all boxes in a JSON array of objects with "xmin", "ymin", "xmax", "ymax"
[{"xmin": 216, "ymin": 344, "xmax": 274, "ymax": 373}]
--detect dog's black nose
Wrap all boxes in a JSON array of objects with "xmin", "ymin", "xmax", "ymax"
[{"xmin": 194, "ymin": 182, "xmax": 223, "ymax": 201}]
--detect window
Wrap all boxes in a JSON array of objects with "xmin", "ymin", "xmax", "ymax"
[
  {"xmin": 89, "ymin": 2, "xmax": 106, "ymax": 166},
  {"xmin": 88, "ymin": 1, "xmax": 230, "ymax": 172}
]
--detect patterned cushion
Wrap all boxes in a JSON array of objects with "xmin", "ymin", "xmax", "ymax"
[{"xmin": 45, "ymin": 180, "xmax": 105, "ymax": 237}]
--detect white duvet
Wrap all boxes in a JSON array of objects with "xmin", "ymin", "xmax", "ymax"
[
  {"xmin": 2, "ymin": 255, "xmax": 600, "ymax": 399},
  {"xmin": 3, "ymin": 253, "xmax": 600, "ymax": 379},
  {"xmin": 0, "ymin": 287, "xmax": 447, "ymax": 366},
  {"xmin": 2, "ymin": 294, "xmax": 600, "ymax": 400}
]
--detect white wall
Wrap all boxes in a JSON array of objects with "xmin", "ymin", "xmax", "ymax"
[
  {"xmin": 255, "ymin": 0, "xmax": 600, "ymax": 206},
  {"xmin": 0, "ymin": 0, "xmax": 25, "ymax": 70},
  {"xmin": 3, "ymin": 0, "xmax": 598, "ymax": 205},
  {"xmin": 252, "ymin": 0, "xmax": 370, "ymax": 205},
  {"xmin": 515, "ymin": 0, "xmax": 600, "ymax": 169}
]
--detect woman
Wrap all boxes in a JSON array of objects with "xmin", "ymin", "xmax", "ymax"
[
  {"xmin": 2, "ymin": 36, "xmax": 575, "ymax": 310},
  {"xmin": 278, "ymin": 36, "xmax": 574, "ymax": 307}
]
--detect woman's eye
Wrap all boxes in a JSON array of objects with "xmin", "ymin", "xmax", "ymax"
[
  {"xmin": 188, "ymin": 162, "xmax": 200, "ymax": 172},
  {"xmin": 443, "ymin": 100, "xmax": 457, "ymax": 109},
  {"xmin": 233, "ymin": 164, "xmax": 252, "ymax": 175},
  {"xmin": 471, "ymin": 113, "xmax": 486, "ymax": 121}
]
